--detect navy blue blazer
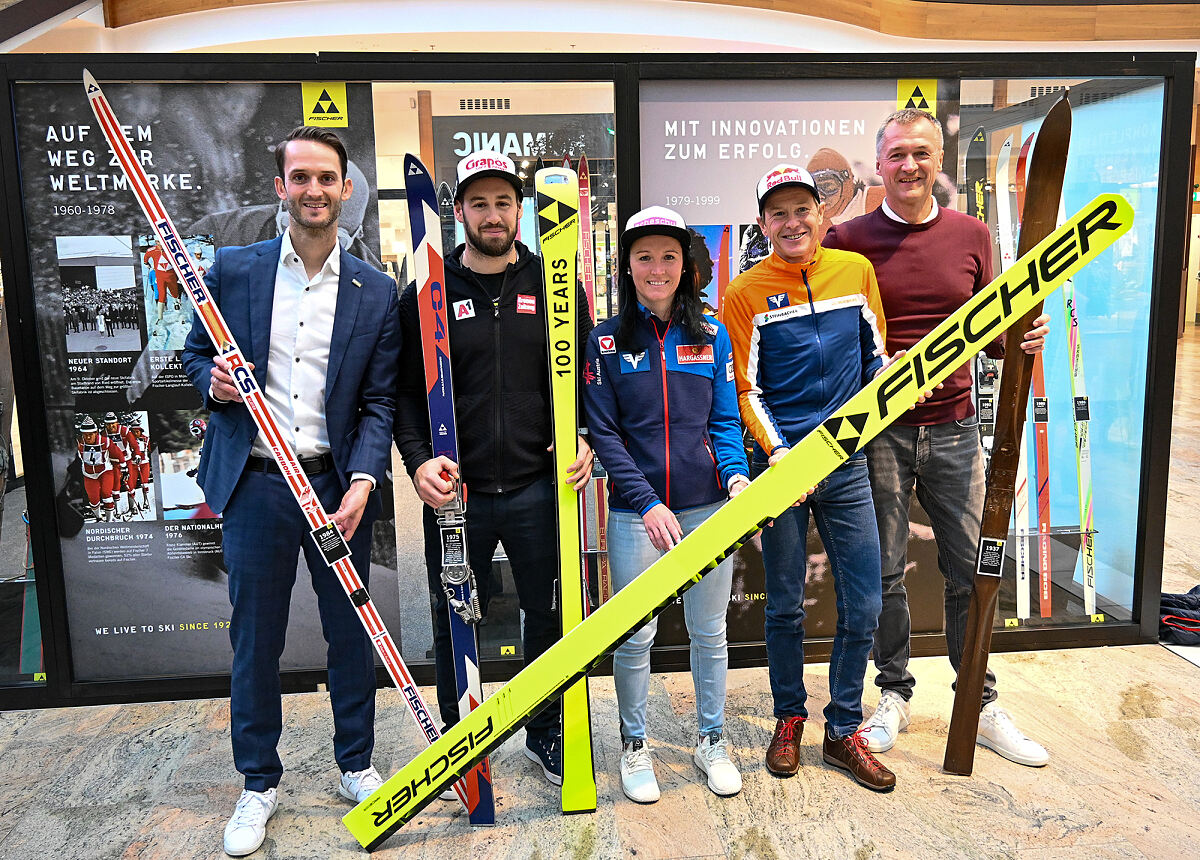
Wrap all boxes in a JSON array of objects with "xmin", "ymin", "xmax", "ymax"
[{"xmin": 181, "ymin": 236, "xmax": 400, "ymax": 517}]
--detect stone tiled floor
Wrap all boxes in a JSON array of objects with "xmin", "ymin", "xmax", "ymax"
[{"xmin": 3, "ymin": 328, "xmax": 1199, "ymax": 859}]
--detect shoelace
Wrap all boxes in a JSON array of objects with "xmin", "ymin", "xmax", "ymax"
[
  {"xmin": 869, "ymin": 695, "xmax": 899, "ymax": 726},
  {"xmin": 985, "ymin": 707, "xmax": 1026, "ymax": 743},
  {"xmin": 624, "ymin": 742, "xmax": 654, "ymax": 774},
  {"xmin": 231, "ymin": 793, "xmax": 271, "ymax": 827},
  {"xmin": 347, "ymin": 768, "xmax": 382, "ymax": 792},
  {"xmin": 849, "ymin": 730, "xmax": 886, "ymax": 771},
  {"xmin": 773, "ymin": 716, "xmax": 805, "ymax": 744},
  {"xmin": 701, "ymin": 735, "xmax": 732, "ymax": 763}
]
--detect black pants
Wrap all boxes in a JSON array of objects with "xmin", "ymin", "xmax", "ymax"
[{"xmin": 423, "ymin": 475, "xmax": 561, "ymax": 737}]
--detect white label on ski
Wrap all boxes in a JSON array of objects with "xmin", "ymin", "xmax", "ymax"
[
  {"xmin": 1074, "ymin": 396, "xmax": 1090, "ymax": 421},
  {"xmin": 976, "ymin": 537, "xmax": 1006, "ymax": 578},
  {"xmin": 1033, "ymin": 397, "xmax": 1048, "ymax": 423},
  {"xmin": 453, "ymin": 300, "xmax": 475, "ymax": 320},
  {"xmin": 440, "ymin": 525, "xmax": 466, "ymax": 567},
  {"xmin": 978, "ymin": 394, "xmax": 995, "ymax": 423},
  {"xmin": 312, "ymin": 522, "xmax": 352, "ymax": 565}
]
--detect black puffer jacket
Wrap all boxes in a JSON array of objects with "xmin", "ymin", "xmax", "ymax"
[{"xmin": 393, "ymin": 241, "xmax": 592, "ymax": 493}]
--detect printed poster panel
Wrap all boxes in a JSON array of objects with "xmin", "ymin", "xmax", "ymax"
[
  {"xmin": 639, "ymin": 79, "xmax": 961, "ymax": 646},
  {"xmin": 12, "ymin": 79, "xmax": 397, "ymax": 682}
]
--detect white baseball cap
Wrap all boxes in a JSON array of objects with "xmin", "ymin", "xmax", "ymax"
[
  {"xmin": 621, "ymin": 205, "xmax": 691, "ymax": 249},
  {"xmin": 756, "ymin": 164, "xmax": 821, "ymax": 212},
  {"xmin": 455, "ymin": 150, "xmax": 523, "ymax": 200}
]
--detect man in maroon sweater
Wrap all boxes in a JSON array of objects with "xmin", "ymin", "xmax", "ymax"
[{"xmin": 825, "ymin": 108, "xmax": 1051, "ymax": 767}]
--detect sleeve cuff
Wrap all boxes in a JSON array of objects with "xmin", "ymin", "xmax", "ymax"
[{"xmin": 351, "ymin": 472, "xmax": 377, "ymax": 490}]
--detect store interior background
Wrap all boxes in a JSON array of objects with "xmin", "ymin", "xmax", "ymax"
[{"xmin": 0, "ymin": 1, "xmax": 1198, "ymax": 686}]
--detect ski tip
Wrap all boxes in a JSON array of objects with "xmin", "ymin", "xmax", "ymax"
[
  {"xmin": 83, "ymin": 69, "xmax": 99, "ymax": 93},
  {"xmin": 535, "ymin": 166, "xmax": 577, "ymax": 184},
  {"xmin": 403, "ymin": 152, "xmax": 428, "ymax": 176}
]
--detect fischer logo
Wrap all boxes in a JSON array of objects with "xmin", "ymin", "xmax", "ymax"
[
  {"xmin": 156, "ymin": 219, "xmax": 207, "ymax": 306},
  {"xmin": 368, "ymin": 715, "xmax": 496, "ymax": 827},
  {"xmin": 598, "ymin": 335, "xmax": 615, "ymax": 354}
]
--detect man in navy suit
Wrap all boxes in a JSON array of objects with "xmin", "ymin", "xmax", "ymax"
[{"xmin": 182, "ymin": 126, "xmax": 400, "ymax": 858}]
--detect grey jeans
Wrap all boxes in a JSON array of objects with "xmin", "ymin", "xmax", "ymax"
[{"xmin": 865, "ymin": 416, "xmax": 998, "ymax": 705}]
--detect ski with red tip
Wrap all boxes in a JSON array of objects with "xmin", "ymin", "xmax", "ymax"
[
  {"xmin": 83, "ymin": 70, "xmax": 477, "ymax": 817},
  {"xmin": 404, "ymin": 154, "xmax": 495, "ymax": 826}
]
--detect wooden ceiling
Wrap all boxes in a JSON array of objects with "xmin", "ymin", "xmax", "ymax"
[{"xmin": 100, "ymin": 0, "xmax": 1200, "ymax": 42}]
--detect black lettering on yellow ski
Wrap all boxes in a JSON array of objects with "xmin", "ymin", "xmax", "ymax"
[{"xmin": 344, "ymin": 193, "xmax": 1133, "ymax": 848}]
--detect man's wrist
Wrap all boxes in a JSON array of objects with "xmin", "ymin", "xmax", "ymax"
[{"xmin": 350, "ymin": 472, "xmax": 376, "ymax": 490}]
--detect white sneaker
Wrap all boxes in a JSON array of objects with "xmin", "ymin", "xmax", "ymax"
[
  {"xmin": 223, "ymin": 787, "xmax": 277, "ymax": 857},
  {"xmin": 976, "ymin": 703, "xmax": 1049, "ymax": 767},
  {"xmin": 438, "ymin": 786, "xmax": 457, "ymax": 801},
  {"xmin": 338, "ymin": 765, "xmax": 385, "ymax": 803},
  {"xmin": 860, "ymin": 690, "xmax": 910, "ymax": 753},
  {"xmin": 620, "ymin": 739, "xmax": 660, "ymax": 804},
  {"xmin": 693, "ymin": 733, "xmax": 742, "ymax": 796}
]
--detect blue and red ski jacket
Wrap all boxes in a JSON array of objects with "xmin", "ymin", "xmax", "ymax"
[{"xmin": 583, "ymin": 306, "xmax": 748, "ymax": 516}]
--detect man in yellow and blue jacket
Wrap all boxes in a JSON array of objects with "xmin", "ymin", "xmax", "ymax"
[{"xmin": 721, "ymin": 164, "xmax": 895, "ymax": 792}]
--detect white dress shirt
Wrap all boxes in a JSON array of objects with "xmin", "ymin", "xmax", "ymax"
[{"xmin": 251, "ymin": 231, "xmax": 339, "ymax": 459}]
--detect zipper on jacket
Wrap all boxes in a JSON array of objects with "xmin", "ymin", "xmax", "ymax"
[
  {"xmin": 653, "ymin": 316, "xmax": 672, "ymax": 509},
  {"xmin": 703, "ymin": 437, "xmax": 720, "ymax": 490},
  {"xmin": 801, "ymin": 268, "xmax": 826, "ymax": 410},
  {"xmin": 495, "ymin": 266, "xmax": 510, "ymax": 491}
]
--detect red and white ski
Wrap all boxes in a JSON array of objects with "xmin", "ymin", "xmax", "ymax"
[{"xmin": 84, "ymin": 71, "xmax": 477, "ymax": 816}]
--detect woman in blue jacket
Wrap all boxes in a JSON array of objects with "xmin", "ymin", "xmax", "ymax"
[{"xmin": 583, "ymin": 206, "xmax": 749, "ymax": 804}]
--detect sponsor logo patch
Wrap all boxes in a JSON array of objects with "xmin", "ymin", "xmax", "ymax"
[
  {"xmin": 598, "ymin": 335, "xmax": 616, "ymax": 354},
  {"xmin": 621, "ymin": 351, "xmax": 647, "ymax": 370},
  {"xmin": 453, "ymin": 300, "xmax": 474, "ymax": 320},
  {"xmin": 726, "ymin": 359, "xmax": 735, "ymax": 382},
  {"xmin": 767, "ymin": 292, "xmax": 790, "ymax": 309},
  {"xmin": 676, "ymin": 344, "xmax": 714, "ymax": 364},
  {"xmin": 517, "ymin": 294, "xmax": 537, "ymax": 314}
]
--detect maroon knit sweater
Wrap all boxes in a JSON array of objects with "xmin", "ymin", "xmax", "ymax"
[{"xmin": 824, "ymin": 205, "xmax": 1001, "ymax": 426}]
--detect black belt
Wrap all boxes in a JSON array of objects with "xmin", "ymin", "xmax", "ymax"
[{"xmin": 245, "ymin": 452, "xmax": 335, "ymax": 476}]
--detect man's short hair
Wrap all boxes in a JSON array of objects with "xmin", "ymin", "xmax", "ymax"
[
  {"xmin": 275, "ymin": 126, "xmax": 348, "ymax": 180},
  {"xmin": 876, "ymin": 109, "xmax": 944, "ymax": 156}
]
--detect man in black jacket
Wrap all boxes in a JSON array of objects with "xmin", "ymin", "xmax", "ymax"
[{"xmin": 393, "ymin": 150, "xmax": 593, "ymax": 785}]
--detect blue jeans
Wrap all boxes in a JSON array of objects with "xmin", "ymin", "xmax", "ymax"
[
  {"xmin": 865, "ymin": 418, "xmax": 997, "ymax": 705},
  {"xmin": 223, "ymin": 469, "xmax": 376, "ymax": 791},
  {"xmin": 754, "ymin": 455, "xmax": 882, "ymax": 738},
  {"xmin": 608, "ymin": 500, "xmax": 733, "ymax": 740}
]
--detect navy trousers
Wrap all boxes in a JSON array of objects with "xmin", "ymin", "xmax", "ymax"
[{"xmin": 223, "ymin": 468, "xmax": 376, "ymax": 791}]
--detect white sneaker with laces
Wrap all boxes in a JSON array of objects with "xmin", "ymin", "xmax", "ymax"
[
  {"xmin": 976, "ymin": 703, "xmax": 1049, "ymax": 767},
  {"xmin": 860, "ymin": 690, "xmax": 911, "ymax": 753},
  {"xmin": 693, "ymin": 733, "xmax": 742, "ymax": 796},
  {"xmin": 620, "ymin": 739, "xmax": 660, "ymax": 804},
  {"xmin": 223, "ymin": 787, "xmax": 277, "ymax": 857},
  {"xmin": 339, "ymin": 765, "xmax": 385, "ymax": 803}
]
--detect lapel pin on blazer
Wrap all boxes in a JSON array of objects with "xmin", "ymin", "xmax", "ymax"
[{"xmin": 352, "ymin": 278, "xmax": 363, "ymax": 288}]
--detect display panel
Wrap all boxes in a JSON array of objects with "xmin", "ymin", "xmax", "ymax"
[
  {"xmin": 10, "ymin": 78, "xmax": 398, "ymax": 682},
  {"xmin": 371, "ymin": 80, "xmax": 617, "ymax": 668},
  {"xmin": 641, "ymin": 75, "xmax": 1164, "ymax": 644}
]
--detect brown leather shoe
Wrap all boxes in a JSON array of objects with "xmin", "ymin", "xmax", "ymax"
[
  {"xmin": 822, "ymin": 726, "xmax": 896, "ymax": 791},
  {"xmin": 765, "ymin": 716, "xmax": 805, "ymax": 776}
]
